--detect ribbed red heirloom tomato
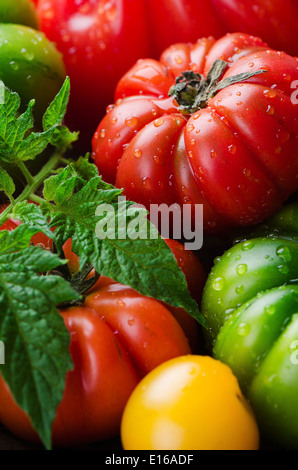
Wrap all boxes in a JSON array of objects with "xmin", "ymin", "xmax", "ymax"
[
  {"xmin": 35, "ymin": 0, "xmax": 298, "ymax": 144},
  {"xmin": 92, "ymin": 32, "xmax": 298, "ymax": 234}
]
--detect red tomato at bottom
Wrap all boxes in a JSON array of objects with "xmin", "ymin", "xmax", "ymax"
[
  {"xmin": 0, "ymin": 284, "xmax": 195, "ymax": 447},
  {"xmin": 0, "ymin": 208, "xmax": 204, "ymax": 447}
]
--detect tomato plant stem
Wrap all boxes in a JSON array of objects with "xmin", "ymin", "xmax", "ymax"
[
  {"xmin": 0, "ymin": 151, "xmax": 62, "ymax": 226},
  {"xmin": 17, "ymin": 161, "xmax": 34, "ymax": 185}
]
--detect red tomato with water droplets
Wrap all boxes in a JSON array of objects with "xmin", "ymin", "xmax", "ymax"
[
  {"xmin": 35, "ymin": 0, "xmax": 298, "ymax": 146},
  {"xmin": 0, "ymin": 278, "xmax": 192, "ymax": 446},
  {"xmin": 0, "ymin": 210, "xmax": 206, "ymax": 446},
  {"xmin": 92, "ymin": 33, "xmax": 298, "ymax": 234}
]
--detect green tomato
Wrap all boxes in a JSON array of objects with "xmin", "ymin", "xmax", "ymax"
[
  {"xmin": 0, "ymin": 0, "xmax": 39, "ymax": 29},
  {"xmin": 202, "ymin": 203, "xmax": 298, "ymax": 449},
  {"xmin": 0, "ymin": 24, "xmax": 66, "ymax": 128}
]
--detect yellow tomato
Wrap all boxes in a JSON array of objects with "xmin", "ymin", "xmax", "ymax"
[{"xmin": 121, "ymin": 355, "xmax": 259, "ymax": 450}]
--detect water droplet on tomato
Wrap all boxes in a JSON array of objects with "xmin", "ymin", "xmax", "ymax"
[
  {"xmin": 241, "ymin": 241, "xmax": 255, "ymax": 251},
  {"xmin": 228, "ymin": 145, "xmax": 237, "ymax": 154},
  {"xmin": 266, "ymin": 105, "xmax": 275, "ymax": 115},
  {"xmin": 125, "ymin": 116, "xmax": 139, "ymax": 127},
  {"xmin": 106, "ymin": 104, "xmax": 115, "ymax": 113},
  {"xmin": 142, "ymin": 177, "xmax": 151, "ymax": 188},
  {"xmin": 10, "ymin": 61, "xmax": 19, "ymax": 71},
  {"xmin": 265, "ymin": 305, "xmax": 275, "ymax": 316},
  {"xmin": 154, "ymin": 118, "xmax": 164, "ymax": 128},
  {"xmin": 175, "ymin": 55, "xmax": 183, "ymax": 65},
  {"xmin": 276, "ymin": 246, "xmax": 292, "ymax": 262},
  {"xmin": 212, "ymin": 277, "xmax": 225, "ymax": 291},
  {"xmin": 236, "ymin": 264, "xmax": 248, "ymax": 276},
  {"xmin": 237, "ymin": 322, "xmax": 250, "ymax": 336},
  {"xmin": 235, "ymin": 285, "xmax": 244, "ymax": 295},
  {"xmin": 134, "ymin": 149, "xmax": 142, "ymax": 158}
]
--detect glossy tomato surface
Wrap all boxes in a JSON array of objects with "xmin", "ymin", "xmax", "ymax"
[
  {"xmin": 92, "ymin": 33, "xmax": 298, "ymax": 234},
  {"xmin": 0, "ymin": 277, "xmax": 191, "ymax": 447},
  {"xmin": 35, "ymin": 0, "xmax": 298, "ymax": 144},
  {"xmin": 121, "ymin": 355, "xmax": 260, "ymax": 450},
  {"xmin": 0, "ymin": 211, "xmax": 204, "ymax": 447},
  {"xmin": 36, "ymin": 0, "xmax": 150, "ymax": 146}
]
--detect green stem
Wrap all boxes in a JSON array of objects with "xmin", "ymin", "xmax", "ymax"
[
  {"xmin": 7, "ymin": 194, "xmax": 15, "ymax": 205},
  {"xmin": 29, "ymin": 194, "xmax": 46, "ymax": 205},
  {"xmin": 0, "ymin": 151, "xmax": 62, "ymax": 226},
  {"xmin": 17, "ymin": 161, "xmax": 34, "ymax": 185}
]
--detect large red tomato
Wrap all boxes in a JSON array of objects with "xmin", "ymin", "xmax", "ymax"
[
  {"xmin": 36, "ymin": 0, "xmax": 150, "ymax": 146},
  {"xmin": 0, "ymin": 276, "xmax": 192, "ymax": 447},
  {"xmin": 92, "ymin": 33, "xmax": 298, "ymax": 234},
  {"xmin": 35, "ymin": 0, "xmax": 298, "ymax": 145},
  {"xmin": 0, "ymin": 210, "xmax": 205, "ymax": 446}
]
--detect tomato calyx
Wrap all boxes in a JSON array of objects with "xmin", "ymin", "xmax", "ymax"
[
  {"xmin": 68, "ymin": 263, "xmax": 100, "ymax": 297},
  {"xmin": 169, "ymin": 59, "xmax": 267, "ymax": 115},
  {"xmin": 47, "ymin": 248, "xmax": 100, "ymax": 306}
]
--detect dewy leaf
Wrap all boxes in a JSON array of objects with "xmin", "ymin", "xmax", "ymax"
[
  {"xmin": 0, "ymin": 224, "xmax": 39, "ymax": 253},
  {"xmin": 13, "ymin": 202, "xmax": 54, "ymax": 240},
  {"xmin": 0, "ymin": 226, "xmax": 80, "ymax": 449},
  {"xmin": 42, "ymin": 77, "xmax": 78, "ymax": 150},
  {"xmin": 33, "ymin": 165, "xmax": 204, "ymax": 324},
  {"xmin": 0, "ymin": 167, "xmax": 15, "ymax": 196},
  {"xmin": 70, "ymin": 154, "xmax": 100, "ymax": 181},
  {"xmin": 0, "ymin": 78, "xmax": 75, "ymax": 163},
  {"xmin": 43, "ymin": 77, "xmax": 70, "ymax": 131},
  {"xmin": 50, "ymin": 126, "xmax": 79, "ymax": 151}
]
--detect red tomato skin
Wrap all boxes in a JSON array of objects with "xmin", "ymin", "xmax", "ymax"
[
  {"xmin": 93, "ymin": 33, "xmax": 298, "ymax": 234},
  {"xmin": 36, "ymin": 0, "xmax": 150, "ymax": 147},
  {"xmin": 36, "ymin": 1, "xmax": 298, "ymax": 145},
  {"xmin": 0, "ymin": 283, "xmax": 191, "ymax": 447},
  {"xmin": 147, "ymin": 0, "xmax": 298, "ymax": 57},
  {"xmin": 0, "ymin": 211, "xmax": 205, "ymax": 446}
]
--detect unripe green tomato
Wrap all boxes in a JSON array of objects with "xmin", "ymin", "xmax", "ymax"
[
  {"xmin": 202, "ymin": 203, "xmax": 298, "ymax": 449},
  {"xmin": 0, "ymin": 24, "xmax": 66, "ymax": 128},
  {"xmin": 214, "ymin": 285, "xmax": 298, "ymax": 450},
  {"xmin": 0, "ymin": 0, "xmax": 39, "ymax": 29}
]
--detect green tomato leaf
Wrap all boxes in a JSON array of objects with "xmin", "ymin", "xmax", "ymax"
[
  {"xmin": 69, "ymin": 154, "xmax": 100, "ymax": 181},
  {"xmin": 43, "ymin": 77, "xmax": 70, "ymax": 131},
  {"xmin": 0, "ymin": 225, "xmax": 80, "ymax": 450},
  {"xmin": 0, "ymin": 224, "xmax": 38, "ymax": 253},
  {"xmin": 13, "ymin": 202, "xmax": 54, "ymax": 239},
  {"xmin": 30, "ymin": 165, "xmax": 204, "ymax": 324},
  {"xmin": 42, "ymin": 77, "xmax": 78, "ymax": 150},
  {"xmin": 0, "ymin": 166, "xmax": 15, "ymax": 196},
  {"xmin": 0, "ymin": 78, "xmax": 74, "ymax": 163},
  {"xmin": 50, "ymin": 126, "xmax": 79, "ymax": 151}
]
